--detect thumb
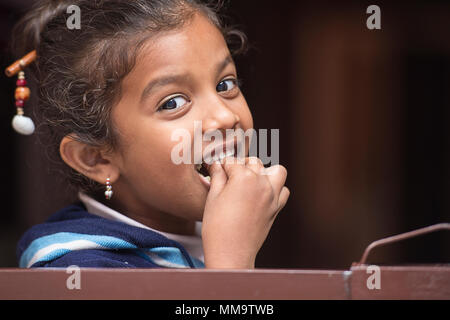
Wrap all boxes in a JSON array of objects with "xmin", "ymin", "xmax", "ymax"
[{"xmin": 206, "ymin": 161, "xmax": 227, "ymax": 196}]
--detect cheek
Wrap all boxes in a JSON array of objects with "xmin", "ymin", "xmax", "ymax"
[
  {"xmin": 127, "ymin": 134, "xmax": 185, "ymax": 176},
  {"xmin": 120, "ymin": 139, "xmax": 194, "ymax": 214},
  {"xmin": 124, "ymin": 127, "xmax": 202, "ymax": 213},
  {"xmin": 122, "ymin": 122, "xmax": 195, "ymax": 186}
]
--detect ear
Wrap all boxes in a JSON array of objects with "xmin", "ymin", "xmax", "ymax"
[{"xmin": 59, "ymin": 135, "xmax": 120, "ymax": 185}]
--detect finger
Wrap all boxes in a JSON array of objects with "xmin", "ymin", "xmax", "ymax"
[
  {"xmin": 207, "ymin": 161, "xmax": 227, "ymax": 196},
  {"xmin": 245, "ymin": 157, "xmax": 265, "ymax": 175},
  {"xmin": 264, "ymin": 165, "xmax": 288, "ymax": 195},
  {"xmin": 270, "ymin": 186, "xmax": 290, "ymax": 220},
  {"xmin": 221, "ymin": 156, "xmax": 246, "ymax": 178},
  {"xmin": 277, "ymin": 186, "xmax": 290, "ymax": 209}
]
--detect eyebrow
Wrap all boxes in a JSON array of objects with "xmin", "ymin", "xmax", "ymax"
[{"xmin": 140, "ymin": 54, "xmax": 235, "ymax": 102}]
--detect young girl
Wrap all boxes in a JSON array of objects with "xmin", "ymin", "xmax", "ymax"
[{"xmin": 13, "ymin": 0, "xmax": 289, "ymax": 269}]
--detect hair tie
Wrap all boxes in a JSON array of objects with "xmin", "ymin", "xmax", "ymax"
[{"xmin": 5, "ymin": 50, "xmax": 37, "ymax": 135}]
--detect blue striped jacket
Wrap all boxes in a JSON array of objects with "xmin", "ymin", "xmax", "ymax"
[{"xmin": 17, "ymin": 203, "xmax": 204, "ymax": 269}]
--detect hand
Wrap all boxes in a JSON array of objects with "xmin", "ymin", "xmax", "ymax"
[{"xmin": 202, "ymin": 157, "xmax": 289, "ymax": 269}]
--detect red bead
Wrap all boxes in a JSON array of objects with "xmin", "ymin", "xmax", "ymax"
[
  {"xmin": 15, "ymin": 100, "xmax": 24, "ymax": 107},
  {"xmin": 16, "ymin": 79, "xmax": 27, "ymax": 87}
]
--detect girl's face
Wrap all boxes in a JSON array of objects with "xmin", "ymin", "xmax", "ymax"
[{"xmin": 109, "ymin": 13, "xmax": 253, "ymax": 234}]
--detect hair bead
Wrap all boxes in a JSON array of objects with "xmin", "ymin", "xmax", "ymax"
[
  {"xmin": 5, "ymin": 57, "xmax": 36, "ymax": 135},
  {"xmin": 15, "ymin": 87, "xmax": 31, "ymax": 101}
]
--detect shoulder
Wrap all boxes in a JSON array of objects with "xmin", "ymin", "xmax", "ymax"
[
  {"xmin": 16, "ymin": 202, "xmax": 100, "ymax": 259},
  {"xmin": 16, "ymin": 202, "xmax": 192, "ymax": 269}
]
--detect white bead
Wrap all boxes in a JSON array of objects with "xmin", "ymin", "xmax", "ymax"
[
  {"xmin": 12, "ymin": 115, "xmax": 35, "ymax": 135},
  {"xmin": 105, "ymin": 190, "xmax": 113, "ymax": 200}
]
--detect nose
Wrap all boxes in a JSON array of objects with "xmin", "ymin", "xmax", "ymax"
[{"xmin": 202, "ymin": 98, "xmax": 240, "ymax": 133}]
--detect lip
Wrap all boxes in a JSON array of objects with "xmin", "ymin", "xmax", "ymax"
[{"xmin": 197, "ymin": 171, "xmax": 211, "ymax": 190}]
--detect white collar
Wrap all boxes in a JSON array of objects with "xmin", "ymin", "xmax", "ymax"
[{"xmin": 78, "ymin": 192, "xmax": 204, "ymax": 262}]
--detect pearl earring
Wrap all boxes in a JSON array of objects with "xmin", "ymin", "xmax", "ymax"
[{"xmin": 105, "ymin": 178, "xmax": 113, "ymax": 200}]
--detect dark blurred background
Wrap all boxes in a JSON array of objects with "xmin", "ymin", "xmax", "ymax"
[{"xmin": 0, "ymin": 0, "xmax": 449, "ymax": 269}]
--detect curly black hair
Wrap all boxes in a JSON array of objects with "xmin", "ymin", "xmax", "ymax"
[{"xmin": 11, "ymin": 0, "xmax": 247, "ymax": 194}]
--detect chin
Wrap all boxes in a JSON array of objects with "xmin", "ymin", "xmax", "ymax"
[
  {"xmin": 190, "ymin": 196, "xmax": 208, "ymax": 222},
  {"xmin": 168, "ymin": 189, "xmax": 208, "ymax": 222},
  {"xmin": 188, "ymin": 193, "xmax": 209, "ymax": 222}
]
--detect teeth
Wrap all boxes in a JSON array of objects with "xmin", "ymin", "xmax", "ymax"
[
  {"xmin": 225, "ymin": 149, "xmax": 235, "ymax": 157},
  {"xmin": 216, "ymin": 149, "xmax": 235, "ymax": 162},
  {"xmin": 205, "ymin": 176, "xmax": 211, "ymax": 182},
  {"xmin": 202, "ymin": 146, "xmax": 236, "ymax": 165},
  {"xmin": 203, "ymin": 156, "xmax": 213, "ymax": 165}
]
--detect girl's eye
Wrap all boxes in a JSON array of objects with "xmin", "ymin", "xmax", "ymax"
[
  {"xmin": 159, "ymin": 96, "xmax": 189, "ymax": 111},
  {"xmin": 216, "ymin": 79, "xmax": 237, "ymax": 93}
]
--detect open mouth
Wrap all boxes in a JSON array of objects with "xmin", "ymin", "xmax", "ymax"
[
  {"xmin": 195, "ymin": 142, "xmax": 238, "ymax": 187},
  {"xmin": 195, "ymin": 162, "xmax": 211, "ymax": 180}
]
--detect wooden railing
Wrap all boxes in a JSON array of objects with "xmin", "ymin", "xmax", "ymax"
[{"xmin": 1, "ymin": 265, "xmax": 449, "ymax": 300}]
